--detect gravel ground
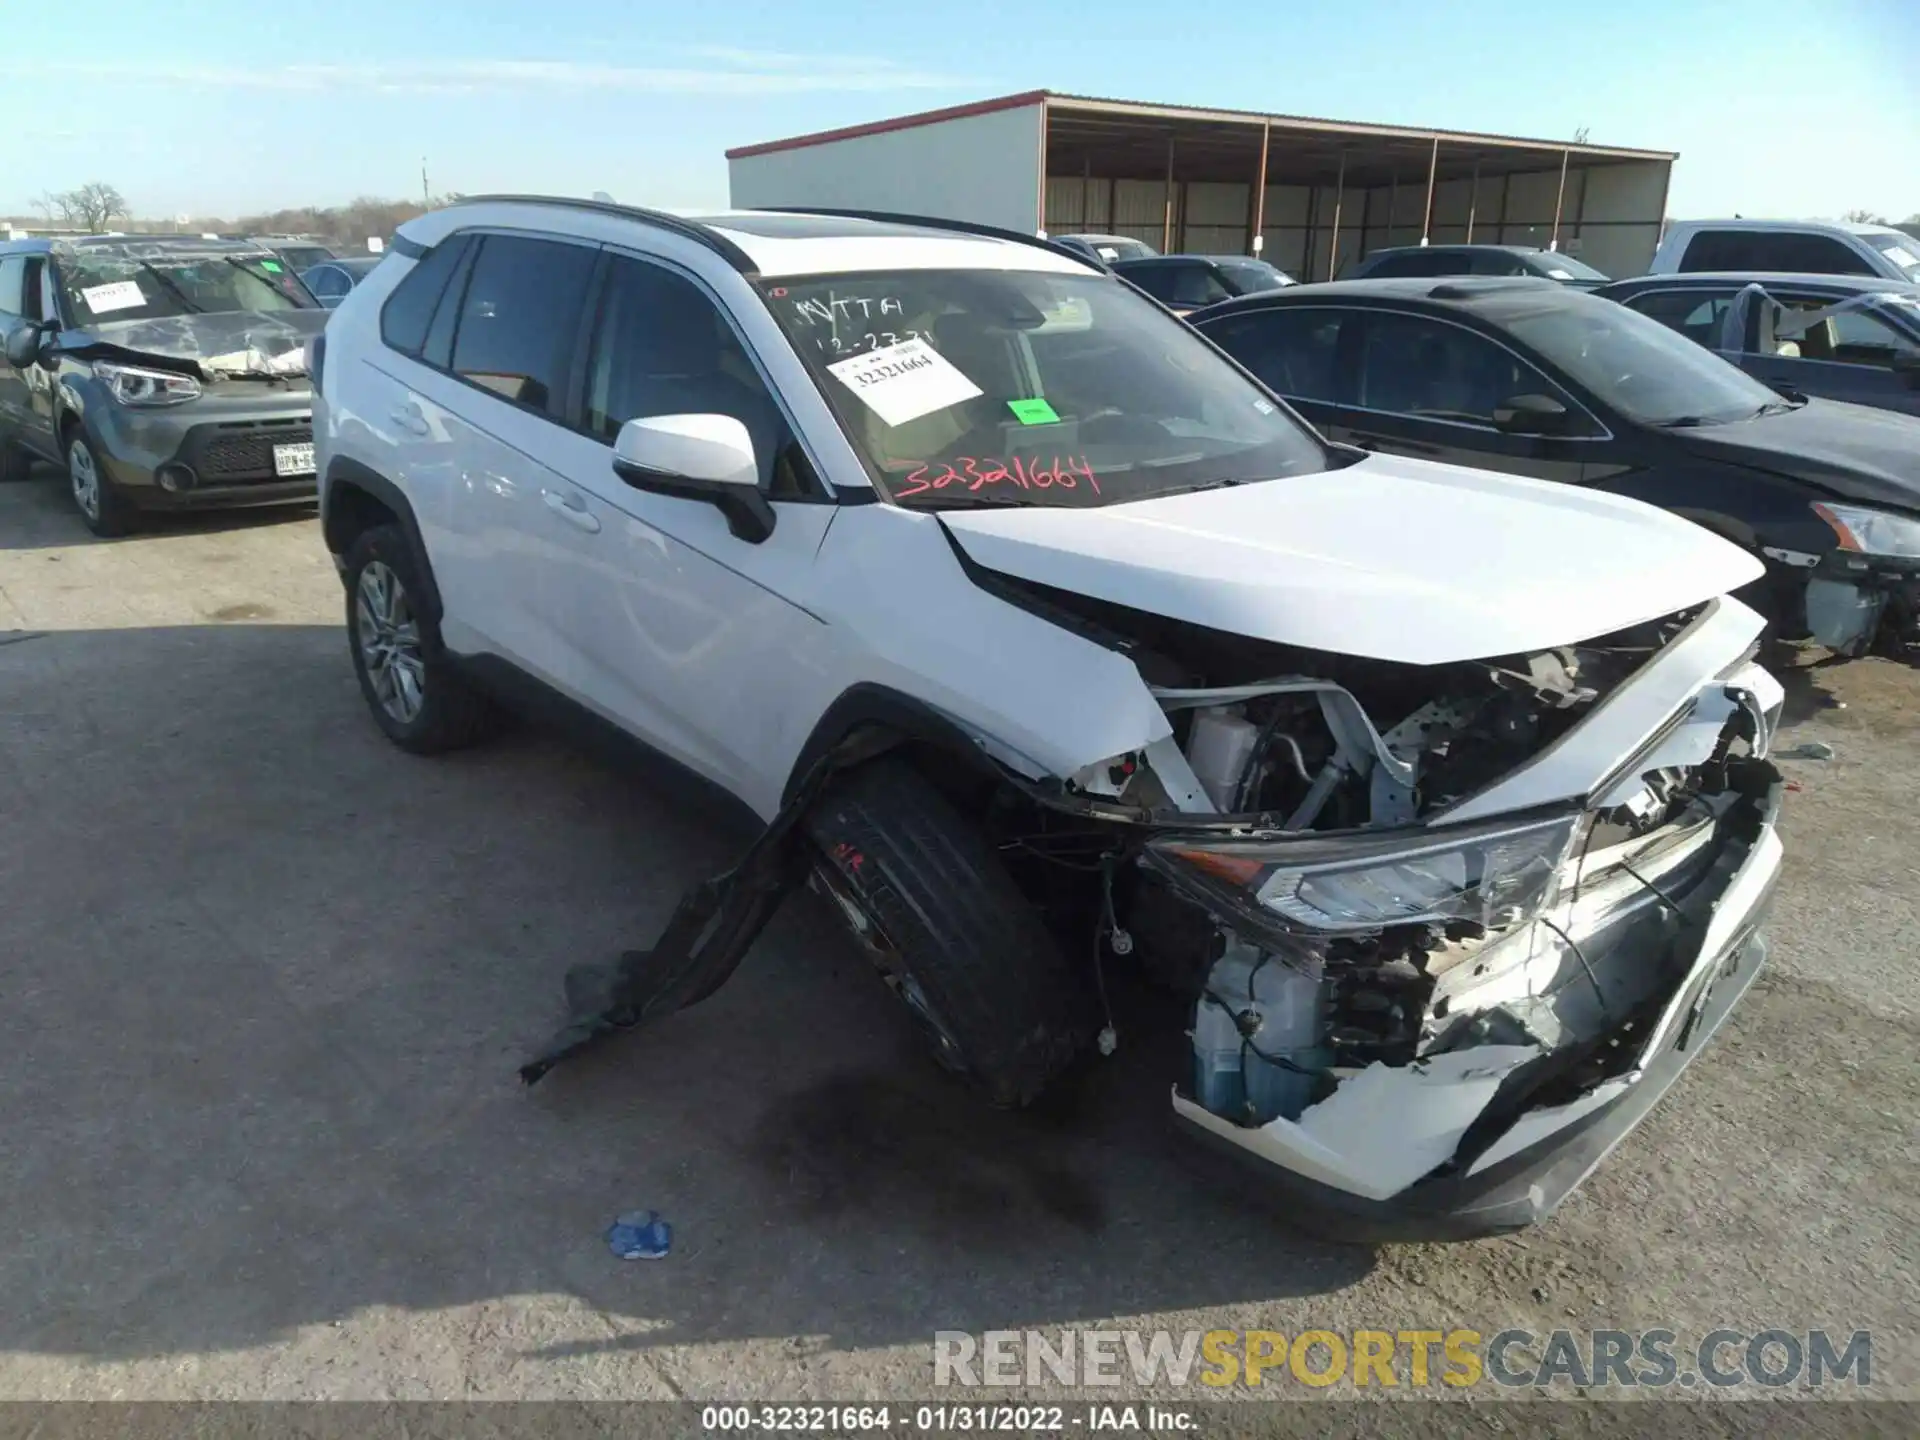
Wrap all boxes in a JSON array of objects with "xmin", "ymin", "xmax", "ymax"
[{"xmin": 0, "ymin": 469, "xmax": 1913, "ymax": 1407}]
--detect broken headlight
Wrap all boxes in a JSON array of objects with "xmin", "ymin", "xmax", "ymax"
[{"xmin": 1147, "ymin": 810, "xmax": 1580, "ymax": 934}]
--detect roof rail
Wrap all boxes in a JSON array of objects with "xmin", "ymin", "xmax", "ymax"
[
  {"xmin": 451, "ymin": 194, "xmax": 758, "ymax": 272},
  {"xmin": 753, "ymin": 207, "xmax": 1105, "ymax": 270}
]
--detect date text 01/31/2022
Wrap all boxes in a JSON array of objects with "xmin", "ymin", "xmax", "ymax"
[{"xmin": 699, "ymin": 1404, "xmax": 1195, "ymax": 1432}]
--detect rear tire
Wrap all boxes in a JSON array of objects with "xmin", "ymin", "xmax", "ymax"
[
  {"xmin": 343, "ymin": 523, "xmax": 499, "ymax": 754},
  {"xmin": 805, "ymin": 757, "xmax": 1096, "ymax": 1107}
]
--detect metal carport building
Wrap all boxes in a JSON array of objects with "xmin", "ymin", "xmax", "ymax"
[{"xmin": 727, "ymin": 91, "xmax": 1677, "ymax": 282}]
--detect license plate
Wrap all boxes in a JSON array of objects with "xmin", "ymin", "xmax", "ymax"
[{"xmin": 273, "ymin": 442, "xmax": 316, "ymax": 477}]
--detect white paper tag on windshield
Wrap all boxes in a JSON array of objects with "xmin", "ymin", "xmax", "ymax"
[
  {"xmin": 827, "ymin": 336, "xmax": 982, "ymax": 428},
  {"xmin": 1884, "ymin": 246, "xmax": 1917, "ymax": 269},
  {"xmin": 81, "ymin": 280, "xmax": 146, "ymax": 314}
]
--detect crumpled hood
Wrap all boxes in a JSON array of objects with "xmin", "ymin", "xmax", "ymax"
[
  {"xmin": 940, "ymin": 451, "xmax": 1764, "ymax": 665},
  {"xmin": 1672, "ymin": 398, "xmax": 1920, "ymax": 512},
  {"xmin": 83, "ymin": 309, "xmax": 325, "ymax": 379}
]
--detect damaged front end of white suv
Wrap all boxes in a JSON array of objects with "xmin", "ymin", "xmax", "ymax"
[{"xmin": 1012, "ymin": 587, "xmax": 1784, "ymax": 1238}]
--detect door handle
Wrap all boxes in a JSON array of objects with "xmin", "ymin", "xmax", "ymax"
[
  {"xmin": 389, "ymin": 403, "xmax": 429, "ymax": 437},
  {"xmin": 541, "ymin": 488, "xmax": 601, "ymax": 534}
]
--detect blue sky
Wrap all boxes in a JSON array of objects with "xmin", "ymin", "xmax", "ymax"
[{"xmin": 8, "ymin": 0, "xmax": 1915, "ymax": 223}]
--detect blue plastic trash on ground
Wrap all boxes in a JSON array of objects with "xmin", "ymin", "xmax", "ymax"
[{"xmin": 606, "ymin": 1209, "xmax": 672, "ymax": 1260}]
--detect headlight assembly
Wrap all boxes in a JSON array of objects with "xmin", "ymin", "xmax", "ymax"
[
  {"xmin": 1146, "ymin": 810, "xmax": 1581, "ymax": 934},
  {"xmin": 1813, "ymin": 502, "xmax": 1920, "ymax": 560},
  {"xmin": 92, "ymin": 360, "xmax": 201, "ymax": 407}
]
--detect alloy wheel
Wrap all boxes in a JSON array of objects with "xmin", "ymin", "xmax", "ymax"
[{"xmin": 355, "ymin": 560, "xmax": 427, "ymax": 724}]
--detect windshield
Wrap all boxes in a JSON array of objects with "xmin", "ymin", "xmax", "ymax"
[
  {"xmin": 1531, "ymin": 252, "xmax": 1610, "ymax": 282},
  {"xmin": 1499, "ymin": 294, "xmax": 1781, "ymax": 426},
  {"xmin": 1864, "ymin": 231, "xmax": 1920, "ymax": 283},
  {"xmin": 1218, "ymin": 260, "xmax": 1294, "ymax": 295},
  {"xmin": 56, "ymin": 250, "xmax": 319, "ymax": 325},
  {"xmin": 762, "ymin": 269, "xmax": 1329, "ymax": 508}
]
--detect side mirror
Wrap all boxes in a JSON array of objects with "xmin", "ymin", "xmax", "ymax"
[
  {"xmin": 1492, "ymin": 392, "xmax": 1574, "ymax": 436},
  {"xmin": 3, "ymin": 319, "xmax": 46, "ymax": 371},
  {"xmin": 611, "ymin": 414, "xmax": 774, "ymax": 544}
]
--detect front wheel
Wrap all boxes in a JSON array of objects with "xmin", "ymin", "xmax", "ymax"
[
  {"xmin": 804, "ymin": 757, "xmax": 1096, "ymax": 1107},
  {"xmin": 67, "ymin": 431, "xmax": 135, "ymax": 537}
]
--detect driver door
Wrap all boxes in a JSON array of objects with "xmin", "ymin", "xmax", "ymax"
[{"xmin": 1333, "ymin": 308, "xmax": 1602, "ymax": 484}]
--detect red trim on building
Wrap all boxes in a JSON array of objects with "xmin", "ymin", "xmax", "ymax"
[{"xmin": 725, "ymin": 90, "xmax": 1051, "ymax": 160}]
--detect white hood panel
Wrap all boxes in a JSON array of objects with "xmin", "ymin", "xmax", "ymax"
[{"xmin": 941, "ymin": 452, "xmax": 1765, "ymax": 665}]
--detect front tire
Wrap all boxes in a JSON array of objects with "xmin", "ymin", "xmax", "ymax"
[
  {"xmin": 67, "ymin": 431, "xmax": 134, "ymax": 537},
  {"xmin": 344, "ymin": 524, "xmax": 498, "ymax": 754},
  {"xmin": 805, "ymin": 757, "xmax": 1096, "ymax": 1107}
]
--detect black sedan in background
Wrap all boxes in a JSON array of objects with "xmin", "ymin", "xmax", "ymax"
[
  {"xmin": 1190, "ymin": 276, "xmax": 1920, "ymax": 657},
  {"xmin": 1112, "ymin": 255, "xmax": 1295, "ymax": 313},
  {"xmin": 1597, "ymin": 272, "xmax": 1920, "ymax": 418}
]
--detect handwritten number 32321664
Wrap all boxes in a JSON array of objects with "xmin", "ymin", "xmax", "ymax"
[{"xmin": 895, "ymin": 456, "xmax": 1101, "ymax": 499}]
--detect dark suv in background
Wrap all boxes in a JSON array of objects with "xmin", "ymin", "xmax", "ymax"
[{"xmin": 0, "ymin": 236, "xmax": 324, "ymax": 535}]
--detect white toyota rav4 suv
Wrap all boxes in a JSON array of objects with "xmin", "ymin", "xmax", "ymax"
[{"xmin": 314, "ymin": 197, "xmax": 1787, "ymax": 1238}]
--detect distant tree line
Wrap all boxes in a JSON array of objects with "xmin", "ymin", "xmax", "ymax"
[{"xmin": 25, "ymin": 183, "xmax": 468, "ymax": 244}]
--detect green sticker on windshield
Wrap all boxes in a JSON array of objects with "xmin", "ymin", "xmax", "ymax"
[
  {"xmin": 261, "ymin": 260, "xmax": 283, "ymax": 272},
  {"xmin": 1007, "ymin": 397, "xmax": 1061, "ymax": 426}
]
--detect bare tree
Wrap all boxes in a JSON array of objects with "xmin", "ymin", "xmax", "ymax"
[
  {"xmin": 1843, "ymin": 208, "xmax": 1887, "ymax": 225},
  {"xmin": 35, "ymin": 182, "xmax": 129, "ymax": 232}
]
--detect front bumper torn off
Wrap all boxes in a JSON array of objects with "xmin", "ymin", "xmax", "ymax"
[{"xmin": 1172, "ymin": 770, "xmax": 1783, "ymax": 1241}]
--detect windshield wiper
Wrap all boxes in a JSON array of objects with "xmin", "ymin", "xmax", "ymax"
[
  {"xmin": 127, "ymin": 260, "xmax": 204, "ymax": 314},
  {"xmin": 1145, "ymin": 478, "xmax": 1245, "ymax": 497},
  {"xmin": 902, "ymin": 490, "xmax": 1032, "ymax": 510},
  {"xmin": 1753, "ymin": 398, "xmax": 1802, "ymax": 417},
  {"xmin": 1652, "ymin": 415, "xmax": 1717, "ymax": 429}
]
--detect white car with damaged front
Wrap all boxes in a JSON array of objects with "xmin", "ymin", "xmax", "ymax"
[{"xmin": 314, "ymin": 199, "xmax": 1785, "ymax": 1239}]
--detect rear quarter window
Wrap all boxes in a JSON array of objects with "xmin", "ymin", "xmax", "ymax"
[{"xmin": 379, "ymin": 234, "xmax": 472, "ymax": 356}]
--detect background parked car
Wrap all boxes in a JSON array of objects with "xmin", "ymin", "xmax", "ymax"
[
  {"xmin": 303, "ymin": 255, "xmax": 385, "ymax": 309},
  {"xmin": 1054, "ymin": 233, "xmax": 1158, "ymax": 264},
  {"xmin": 1112, "ymin": 254, "xmax": 1295, "ymax": 313},
  {"xmin": 1342, "ymin": 244, "xmax": 1611, "ymax": 287},
  {"xmin": 1190, "ymin": 275, "xmax": 1920, "ymax": 657},
  {"xmin": 1599, "ymin": 273, "xmax": 1920, "ymax": 417},
  {"xmin": 1651, "ymin": 219, "xmax": 1920, "ymax": 284},
  {"xmin": 0, "ymin": 236, "xmax": 324, "ymax": 535},
  {"xmin": 241, "ymin": 235, "xmax": 338, "ymax": 272}
]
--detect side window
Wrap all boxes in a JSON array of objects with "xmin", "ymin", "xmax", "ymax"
[
  {"xmin": 1167, "ymin": 263, "xmax": 1233, "ymax": 309},
  {"xmin": 18, "ymin": 260, "xmax": 46, "ymax": 322},
  {"xmin": 421, "ymin": 241, "xmax": 478, "ymax": 370},
  {"xmin": 379, "ymin": 233, "xmax": 472, "ymax": 356},
  {"xmin": 582, "ymin": 255, "xmax": 817, "ymax": 498},
  {"xmin": 1623, "ymin": 289, "xmax": 1739, "ymax": 350},
  {"xmin": 1777, "ymin": 234, "xmax": 1876, "ymax": 276},
  {"xmin": 1678, "ymin": 231, "xmax": 1760, "ymax": 272},
  {"xmin": 1204, "ymin": 308, "xmax": 1349, "ymax": 404},
  {"xmin": 1778, "ymin": 299, "xmax": 1920, "ymax": 367},
  {"xmin": 306, "ymin": 267, "xmax": 346, "ymax": 300},
  {"xmin": 37, "ymin": 263, "xmax": 58, "ymax": 325},
  {"xmin": 0, "ymin": 256, "xmax": 23, "ymax": 316},
  {"xmin": 1119, "ymin": 264, "xmax": 1176, "ymax": 302},
  {"xmin": 1358, "ymin": 311, "xmax": 1590, "ymax": 429},
  {"xmin": 448, "ymin": 235, "xmax": 597, "ymax": 419}
]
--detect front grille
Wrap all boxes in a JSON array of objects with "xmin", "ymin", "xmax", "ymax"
[{"xmin": 174, "ymin": 418, "xmax": 313, "ymax": 483}]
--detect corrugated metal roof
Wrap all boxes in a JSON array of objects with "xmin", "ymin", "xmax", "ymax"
[{"xmin": 726, "ymin": 90, "xmax": 1676, "ymax": 164}]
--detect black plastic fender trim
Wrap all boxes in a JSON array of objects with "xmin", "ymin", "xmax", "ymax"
[{"xmin": 321, "ymin": 456, "xmax": 443, "ymax": 623}]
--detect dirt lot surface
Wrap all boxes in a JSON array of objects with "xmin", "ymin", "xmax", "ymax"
[{"xmin": 1, "ymin": 472, "xmax": 1914, "ymax": 1407}]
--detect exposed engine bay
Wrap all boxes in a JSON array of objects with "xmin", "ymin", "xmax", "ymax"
[{"xmin": 973, "ymin": 579, "xmax": 1786, "ymax": 1212}]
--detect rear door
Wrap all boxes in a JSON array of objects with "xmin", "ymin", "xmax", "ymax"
[{"xmin": 1755, "ymin": 291, "xmax": 1920, "ymax": 416}]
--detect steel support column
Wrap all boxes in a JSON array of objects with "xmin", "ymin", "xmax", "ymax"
[
  {"xmin": 1162, "ymin": 135, "xmax": 1176, "ymax": 253},
  {"xmin": 1327, "ymin": 150, "xmax": 1346, "ymax": 280},
  {"xmin": 1250, "ymin": 120, "xmax": 1270, "ymax": 255},
  {"xmin": 1465, "ymin": 159, "xmax": 1480, "ymax": 241},
  {"xmin": 1550, "ymin": 147, "xmax": 1570, "ymax": 250},
  {"xmin": 1421, "ymin": 136, "xmax": 1439, "ymax": 243}
]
